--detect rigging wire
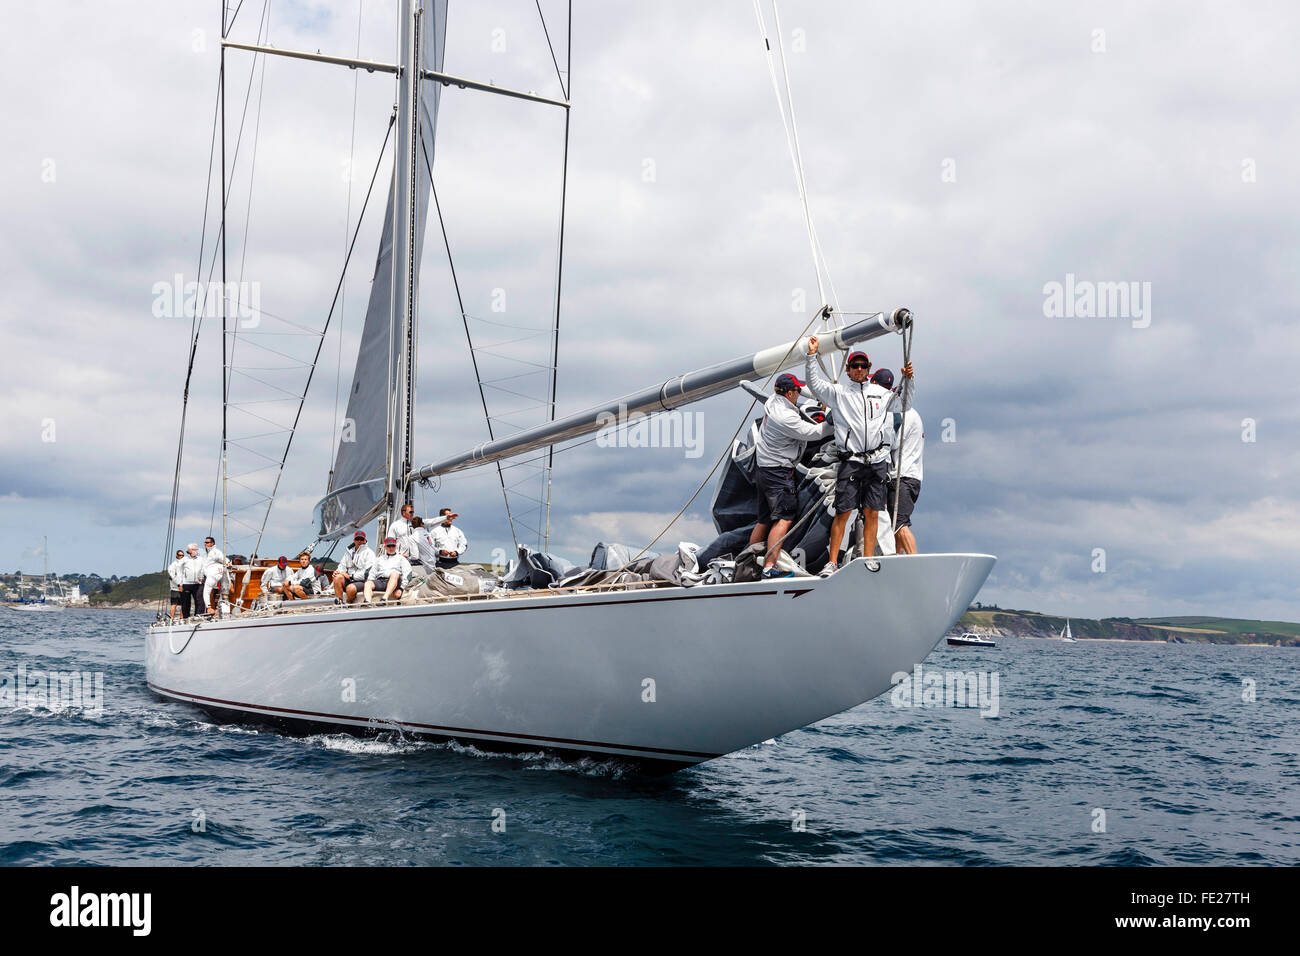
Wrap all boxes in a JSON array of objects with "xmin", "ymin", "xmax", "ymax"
[
  {"xmin": 420, "ymin": 137, "xmax": 522, "ymax": 551},
  {"xmin": 752, "ymin": 0, "xmax": 844, "ymax": 377},
  {"xmin": 159, "ymin": 69, "xmax": 223, "ymax": 610},
  {"xmin": 206, "ymin": 0, "xmax": 273, "ymax": 535},
  {"xmin": 253, "ymin": 114, "xmax": 398, "ymax": 560},
  {"xmin": 534, "ymin": 0, "xmax": 569, "ymax": 99},
  {"xmin": 331, "ymin": 0, "xmax": 365, "ymax": 478},
  {"xmin": 542, "ymin": 0, "xmax": 572, "ymax": 552}
]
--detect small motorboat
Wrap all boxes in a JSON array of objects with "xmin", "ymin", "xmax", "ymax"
[{"xmin": 947, "ymin": 632, "xmax": 995, "ymax": 648}]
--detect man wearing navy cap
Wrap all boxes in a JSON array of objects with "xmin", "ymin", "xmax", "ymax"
[
  {"xmin": 805, "ymin": 337, "xmax": 913, "ymax": 575},
  {"xmin": 749, "ymin": 371, "xmax": 833, "ymax": 579}
]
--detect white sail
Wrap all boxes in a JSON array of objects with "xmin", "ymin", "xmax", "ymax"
[{"xmin": 317, "ymin": 0, "xmax": 448, "ymax": 539}]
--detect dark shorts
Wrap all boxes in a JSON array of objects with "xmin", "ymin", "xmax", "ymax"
[
  {"xmin": 889, "ymin": 477, "xmax": 922, "ymax": 529},
  {"xmin": 169, "ymin": 589, "xmax": 183, "ymax": 603},
  {"xmin": 755, "ymin": 465, "xmax": 799, "ymax": 525},
  {"xmin": 834, "ymin": 458, "xmax": 890, "ymax": 514}
]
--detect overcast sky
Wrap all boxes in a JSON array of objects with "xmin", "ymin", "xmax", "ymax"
[{"xmin": 2, "ymin": 1, "xmax": 1297, "ymax": 622}]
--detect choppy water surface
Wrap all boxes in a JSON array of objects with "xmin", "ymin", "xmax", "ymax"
[{"xmin": 2, "ymin": 609, "xmax": 1296, "ymax": 865}]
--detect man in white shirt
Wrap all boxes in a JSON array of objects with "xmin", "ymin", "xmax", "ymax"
[
  {"xmin": 201, "ymin": 536, "xmax": 227, "ymax": 615},
  {"xmin": 804, "ymin": 337, "xmax": 913, "ymax": 577},
  {"xmin": 410, "ymin": 517, "xmax": 440, "ymax": 568},
  {"xmin": 261, "ymin": 556, "xmax": 296, "ymax": 602},
  {"xmin": 180, "ymin": 543, "xmax": 203, "ymax": 619},
  {"xmin": 365, "ymin": 536, "xmax": 412, "ymax": 603},
  {"xmin": 292, "ymin": 552, "xmax": 319, "ymax": 597},
  {"xmin": 389, "ymin": 502, "xmax": 418, "ymax": 562},
  {"xmin": 748, "ymin": 372, "xmax": 832, "ymax": 578},
  {"xmin": 429, "ymin": 508, "xmax": 468, "ymax": 569},
  {"xmin": 884, "ymin": 387, "xmax": 924, "ymax": 555},
  {"xmin": 332, "ymin": 531, "xmax": 375, "ymax": 604},
  {"xmin": 167, "ymin": 549, "xmax": 185, "ymax": 621}
]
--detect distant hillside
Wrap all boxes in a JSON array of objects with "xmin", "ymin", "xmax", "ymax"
[
  {"xmin": 87, "ymin": 572, "xmax": 167, "ymax": 607},
  {"xmin": 1132, "ymin": 616, "xmax": 1300, "ymax": 639},
  {"xmin": 958, "ymin": 609, "xmax": 1299, "ymax": 647}
]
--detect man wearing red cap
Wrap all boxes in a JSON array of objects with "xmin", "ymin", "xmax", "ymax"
[
  {"xmin": 332, "ymin": 530, "xmax": 375, "ymax": 604},
  {"xmin": 804, "ymin": 337, "xmax": 913, "ymax": 575},
  {"xmin": 749, "ymin": 372, "xmax": 832, "ymax": 578},
  {"xmin": 262, "ymin": 555, "xmax": 297, "ymax": 602}
]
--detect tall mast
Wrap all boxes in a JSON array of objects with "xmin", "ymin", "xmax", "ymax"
[
  {"xmin": 384, "ymin": 0, "xmax": 422, "ymax": 534},
  {"xmin": 219, "ymin": 0, "xmax": 230, "ymax": 559}
]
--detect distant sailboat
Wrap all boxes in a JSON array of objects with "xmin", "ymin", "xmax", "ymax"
[{"xmin": 1058, "ymin": 619, "xmax": 1077, "ymax": 642}]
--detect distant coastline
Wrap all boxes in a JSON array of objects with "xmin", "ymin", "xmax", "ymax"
[{"xmin": 955, "ymin": 609, "xmax": 1300, "ymax": 648}]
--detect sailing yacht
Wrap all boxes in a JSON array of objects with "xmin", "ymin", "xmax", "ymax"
[
  {"xmin": 146, "ymin": 1, "xmax": 995, "ymax": 770},
  {"xmin": 1059, "ymin": 619, "xmax": 1077, "ymax": 642},
  {"xmin": 4, "ymin": 537, "xmax": 69, "ymax": 610}
]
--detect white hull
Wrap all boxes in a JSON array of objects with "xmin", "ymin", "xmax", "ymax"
[{"xmin": 146, "ymin": 554, "xmax": 994, "ymax": 769}]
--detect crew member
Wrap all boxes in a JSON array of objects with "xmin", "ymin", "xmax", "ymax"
[
  {"xmin": 333, "ymin": 531, "xmax": 374, "ymax": 604},
  {"xmin": 201, "ymin": 536, "xmax": 227, "ymax": 614},
  {"xmin": 429, "ymin": 508, "xmax": 468, "ymax": 569},
  {"xmin": 167, "ymin": 550, "xmax": 185, "ymax": 621},
  {"xmin": 292, "ymin": 552, "xmax": 317, "ymax": 597},
  {"xmin": 261, "ymin": 556, "xmax": 295, "ymax": 602},
  {"xmin": 748, "ymin": 372, "xmax": 832, "ymax": 578},
  {"xmin": 180, "ymin": 543, "xmax": 203, "ymax": 619},
  {"xmin": 879, "ymin": 369, "xmax": 924, "ymax": 555},
  {"xmin": 365, "ymin": 536, "xmax": 412, "ymax": 603},
  {"xmin": 389, "ymin": 503, "xmax": 417, "ymax": 560},
  {"xmin": 804, "ymin": 337, "xmax": 913, "ymax": 576}
]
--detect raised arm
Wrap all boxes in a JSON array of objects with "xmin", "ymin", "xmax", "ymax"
[{"xmin": 802, "ymin": 335, "xmax": 837, "ymax": 407}]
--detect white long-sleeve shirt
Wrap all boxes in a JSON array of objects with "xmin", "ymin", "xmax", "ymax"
[
  {"xmin": 804, "ymin": 355, "xmax": 897, "ymax": 464},
  {"xmin": 293, "ymin": 565, "xmax": 318, "ymax": 591},
  {"xmin": 338, "ymin": 544, "xmax": 375, "ymax": 579},
  {"xmin": 412, "ymin": 527, "xmax": 441, "ymax": 566},
  {"xmin": 261, "ymin": 565, "xmax": 293, "ymax": 593},
  {"xmin": 890, "ymin": 407, "xmax": 924, "ymax": 482},
  {"xmin": 368, "ymin": 551, "xmax": 412, "ymax": 587},
  {"xmin": 203, "ymin": 547, "xmax": 226, "ymax": 581},
  {"xmin": 754, "ymin": 394, "xmax": 832, "ymax": 469},
  {"xmin": 179, "ymin": 555, "xmax": 203, "ymax": 585},
  {"xmin": 429, "ymin": 523, "xmax": 468, "ymax": 559},
  {"xmin": 167, "ymin": 560, "xmax": 185, "ymax": 589}
]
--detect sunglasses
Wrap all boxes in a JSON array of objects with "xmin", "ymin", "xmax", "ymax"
[{"xmin": 847, "ymin": 363, "xmax": 869, "ymax": 370}]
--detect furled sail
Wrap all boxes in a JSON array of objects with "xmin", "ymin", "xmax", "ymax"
[{"xmin": 316, "ymin": 0, "xmax": 448, "ymax": 540}]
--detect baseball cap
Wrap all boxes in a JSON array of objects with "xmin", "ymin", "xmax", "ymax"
[
  {"xmin": 775, "ymin": 373, "xmax": 804, "ymax": 392},
  {"xmin": 277, "ymin": 555, "xmax": 288, "ymax": 567},
  {"xmin": 871, "ymin": 369, "xmax": 894, "ymax": 388},
  {"xmin": 847, "ymin": 351, "xmax": 869, "ymax": 367},
  {"xmin": 384, "ymin": 536, "xmax": 397, "ymax": 545},
  {"xmin": 353, "ymin": 531, "xmax": 366, "ymax": 541}
]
